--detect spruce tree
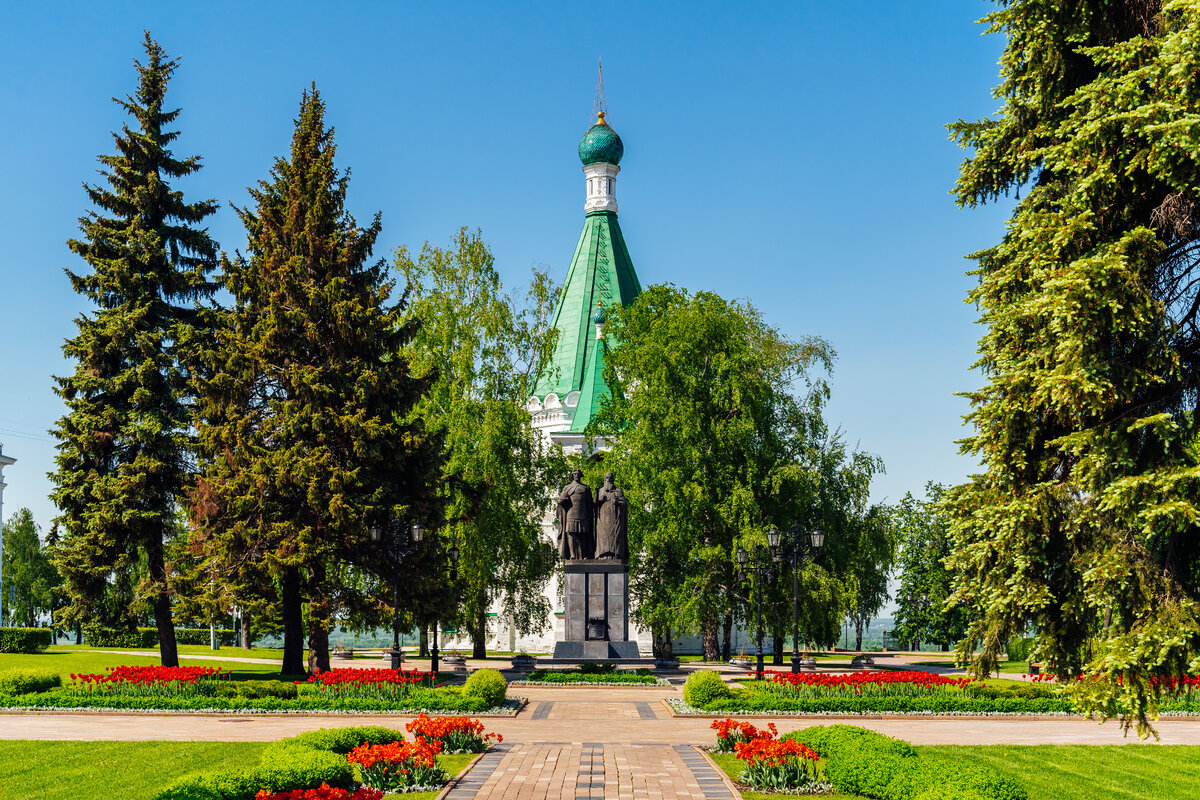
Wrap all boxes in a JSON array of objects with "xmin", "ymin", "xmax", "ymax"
[
  {"xmin": 191, "ymin": 87, "xmax": 442, "ymax": 675},
  {"xmin": 51, "ymin": 34, "xmax": 217, "ymax": 667},
  {"xmin": 948, "ymin": 1, "xmax": 1200, "ymax": 734}
]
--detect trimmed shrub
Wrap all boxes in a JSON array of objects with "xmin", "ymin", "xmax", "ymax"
[
  {"xmin": 216, "ymin": 680, "xmax": 299, "ymax": 700},
  {"xmin": 153, "ymin": 726, "xmax": 405, "ymax": 800},
  {"xmin": 84, "ymin": 627, "xmax": 235, "ymax": 648},
  {"xmin": 786, "ymin": 725, "xmax": 1027, "ymax": 800},
  {"xmin": 682, "ymin": 670, "xmax": 732, "ymax": 707},
  {"xmin": 0, "ymin": 668, "xmax": 61, "ymax": 694},
  {"xmin": 463, "ymin": 668, "xmax": 507, "ymax": 707},
  {"xmin": 0, "ymin": 627, "xmax": 52, "ymax": 654}
]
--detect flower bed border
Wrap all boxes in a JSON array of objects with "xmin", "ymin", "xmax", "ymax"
[
  {"xmin": 662, "ymin": 697, "xmax": 1200, "ymax": 720},
  {"xmin": 0, "ymin": 697, "xmax": 527, "ymax": 717}
]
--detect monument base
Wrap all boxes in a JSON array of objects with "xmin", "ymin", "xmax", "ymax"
[
  {"xmin": 551, "ymin": 639, "xmax": 642, "ymax": 660},
  {"xmin": 554, "ymin": 559, "xmax": 640, "ymax": 660}
]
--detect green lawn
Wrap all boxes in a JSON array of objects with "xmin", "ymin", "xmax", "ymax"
[
  {"xmin": 0, "ymin": 740, "xmax": 476, "ymax": 800},
  {"xmin": 0, "ymin": 647, "xmax": 294, "ymax": 682},
  {"xmin": 708, "ymin": 744, "xmax": 1200, "ymax": 800},
  {"xmin": 920, "ymin": 744, "xmax": 1200, "ymax": 800}
]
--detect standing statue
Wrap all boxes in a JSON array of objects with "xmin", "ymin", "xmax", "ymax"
[
  {"xmin": 557, "ymin": 469, "xmax": 594, "ymax": 560},
  {"xmin": 594, "ymin": 472, "xmax": 628, "ymax": 561}
]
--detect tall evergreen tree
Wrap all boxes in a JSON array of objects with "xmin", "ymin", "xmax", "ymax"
[
  {"xmin": 191, "ymin": 87, "xmax": 442, "ymax": 675},
  {"xmin": 51, "ymin": 34, "xmax": 217, "ymax": 667},
  {"xmin": 947, "ymin": 0, "xmax": 1200, "ymax": 734}
]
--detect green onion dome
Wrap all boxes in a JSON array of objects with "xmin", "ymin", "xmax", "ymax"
[
  {"xmin": 593, "ymin": 303, "xmax": 606, "ymax": 324},
  {"xmin": 578, "ymin": 111, "xmax": 624, "ymax": 166}
]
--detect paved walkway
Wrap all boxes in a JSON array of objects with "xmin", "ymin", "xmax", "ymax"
[{"xmin": 4, "ymin": 685, "xmax": 1200, "ymax": 745}]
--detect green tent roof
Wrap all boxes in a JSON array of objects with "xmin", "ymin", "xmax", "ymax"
[{"xmin": 534, "ymin": 209, "xmax": 641, "ymax": 433}]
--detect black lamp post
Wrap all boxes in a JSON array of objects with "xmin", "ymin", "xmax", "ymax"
[
  {"xmin": 772, "ymin": 525, "xmax": 825, "ymax": 673},
  {"xmin": 736, "ymin": 540, "xmax": 777, "ymax": 675},
  {"xmin": 429, "ymin": 543, "xmax": 461, "ymax": 675},
  {"xmin": 370, "ymin": 518, "xmax": 426, "ymax": 670}
]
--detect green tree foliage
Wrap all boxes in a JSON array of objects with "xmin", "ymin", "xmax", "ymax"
[
  {"xmin": 0, "ymin": 510, "xmax": 59, "ymax": 628},
  {"xmin": 191, "ymin": 86, "xmax": 442, "ymax": 675},
  {"xmin": 50, "ymin": 34, "xmax": 218, "ymax": 667},
  {"xmin": 946, "ymin": 0, "xmax": 1200, "ymax": 734},
  {"xmin": 893, "ymin": 483, "xmax": 969, "ymax": 652},
  {"xmin": 590, "ymin": 284, "xmax": 859, "ymax": 660},
  {"xmin": 396, "ymin": 228, "xmax": 564, "ymax": 658}
]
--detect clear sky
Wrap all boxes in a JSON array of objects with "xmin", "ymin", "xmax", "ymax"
[{"xmin": 0, "ymin": 1, "xmax": 1013, "ymax": 538}]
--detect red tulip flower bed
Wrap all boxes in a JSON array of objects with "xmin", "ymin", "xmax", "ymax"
[
  {"xmin": 256, "ymin": 786, "xmax": 383, "ymax": 800},
  {"xmin": 346, "ymin": 738, "xmax": 448, "ymax": 791},
  {"xmin": 711, "ymin": 718, "xmax": 776, "ymax": 753},
  {"xmin": 304, "ymin": 667, "xmax": 437, "ymax": 701},
  {"xmin": 712, "ymin": 718, "xmax": 821, "ymax": 791},
  {"xmin": 405, "ymin": 712, "xmax": 502, "ymax": 753},
  {"xmin": 752, "ymin": 669, "xmax": 974, "ymax": 700},
  {"xmin": 69, "ymin": 665, "xmax": 228, "ymax": 698}
]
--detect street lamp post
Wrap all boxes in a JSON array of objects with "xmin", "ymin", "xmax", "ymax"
[
  {"xmin": 429, "ymin": 543, "xmax": 460, "ymax": 675},
  {"xmin": 736, "ymin": 540, "xmax": 777, "ymax": 675},
  {"xmin": 773, "ymin": 525, "xmax": 825, "ymax": 673},
  {"xmin": 370, "ymin": 519, "xmax": 426, "ymax": 670}
]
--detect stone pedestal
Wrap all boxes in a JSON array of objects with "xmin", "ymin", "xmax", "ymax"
[{"xmin": 553, "ymin": 560, "xmax": 640, "ymax": 660}]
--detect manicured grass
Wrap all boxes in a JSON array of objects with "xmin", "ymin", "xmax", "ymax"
[
  {"xmin": 919, "ymin": 744, "xmax": 1200, "ymax": 800},
  {"xmin": 0, "ymin": 740, "xmax": 478, "ymax": 800},
  {"xmin": 710, "ymin": 744, "xmax": 1200, "ymax": 800},
  {"xmin": 0, "ymin": 740, "xmax": 267, "ymax": 799},
  {"xmin": 0, "ymin": 646, "xmax": 295, "ymax": 682},
  {"xmin": 910, "ymin": 658, "xmax": 1030, "ymax": 675}
]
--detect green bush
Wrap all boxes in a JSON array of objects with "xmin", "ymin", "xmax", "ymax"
[
  {"xmin": 578, "ymin": 661, "xmax": 617, "ymax": 674},
  {"xmin": 962, "ymin": 682, "xmax": 1054, "ymax": 700},
  {"xmin": 0, "ymin": 668, "xmax": 61, "ymax": 695},
  {"xmin": 84, "ymin": 627, "xmax": 235, "ymax": 648},
  {"xmin": 682, "ymin": 670, "xmax": 731, "ymax": 707},
  {"xmin": 153, "ymin": 725, "xmax": 405, "ymax": 800},
  {"xmin": 216, "ymin": 680, "xmax": 298, "ymax": 700},
  {"xmin": 787, "ymin": 725, "xmax": 1026, "ymax": 800},
  {"xmin": 525, "ymin": 669, "xmax": 656, "ymax": 684},
  {"xmin": 463, "ymin": 668, "xmax": 507, "ymax": 707},
  {"xmin": 692, "ymin": 689, "xmax": 1071, "ymax": 714},
  {"xmin": 0, "ymin": 627, "xmax": 52, "ymax": 654}
]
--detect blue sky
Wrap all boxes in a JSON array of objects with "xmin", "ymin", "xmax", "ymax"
[{"xmin": 0, "ymin": 1, "xmax": 1012, "ymax": 536}]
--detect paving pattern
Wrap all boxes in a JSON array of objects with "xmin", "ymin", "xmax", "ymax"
[{"xmin": 444, "ymin": 743, "xmax": 735, "ymax": 800}]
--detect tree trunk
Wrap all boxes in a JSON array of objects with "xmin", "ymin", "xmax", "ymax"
[
  {"xmin": 855, "ymin": 617, "xmax": 865, "ymax": 651},
  {"xmin": 652, "ymin": 626, "xmax": 673, "ymax": 659},
  {"xmin": 281, "ymin": 566, "xmax": 306, "ymax": 675},
  {"xmin": 941, "ymin": 642, "xmax": 950, "ymax": 652},
  {"xmin": 471, "ymin": 601, "xmax": 487, "ymax": 659},
  {"xmin": 772, "ymin": 631, "xmax": 784, "ymax": 666},
  {"xmin": 306, "ymin": 563, "xmax": 331, "ymax": 674},
  {"xmin": 701, "ymin": 614, "xmax": 720, "ymax": 661},
  {"xmin": 721, "ymin": 613, "xmax": 733, "ymax": 661},
  {"xmin": 240, "ymin": 613, "xmax": 252, "ymax": 650},
  {"xmin": 419, "ymin": 626, "xmax": 429, "ymax": 657},
  {"xmin": 75, "ymin": 628, "xmax": 82, "ymax": 645},
  {"xmin": 146, "ymin": 538, "xmax": 178, "ymax": 668}
]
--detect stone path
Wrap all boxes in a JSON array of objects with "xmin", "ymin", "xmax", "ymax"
[{"xmin": 443, "ymin": 743, "xmax": 735, "ymax": 800}]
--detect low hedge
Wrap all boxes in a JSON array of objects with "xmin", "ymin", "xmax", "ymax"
[
  {"xmin": 0, "ymin": 685, "xmax": 496, "ymax": 713},
  {"xmin": 691, "ymin": 687, "xmax": 1073, "ymax": 714},
  {"xmin": 153, "ymin": 725, "xmax": 403, "ymax": 800},
  {"xmin": 83, "ymin": 627, "xmax": 236, "ymax": 648},
  {"xmin": 787, "ymin": 724, "xmax": 1027, "ymax": 800},
  {"xmin": 0, "ymin": 668, "xmax": 61, "ymax": 694},
  {"xmin": 215, "ymin": 680, "xmax": 298, "ymax": 700},
  {"xmin": 525, "ymin": 669, "xmax": 657, "ymax": 684},
  {"xmin": 0, "ymin": 627, "xmax": 52, "ymax": 654}
]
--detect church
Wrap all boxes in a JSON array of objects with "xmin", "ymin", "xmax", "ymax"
[{"xmin": 440, "ymin": 108, "xmax": 750, "ymax": 657}]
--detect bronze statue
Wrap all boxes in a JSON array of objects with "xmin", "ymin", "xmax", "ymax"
[
  {"xmin": 594, "ymin": 472, "xmax": 628, "ymax": 561},
  {"xmin": 557, "ymin": 469, "xmax": 594, "ymax": 560}
]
